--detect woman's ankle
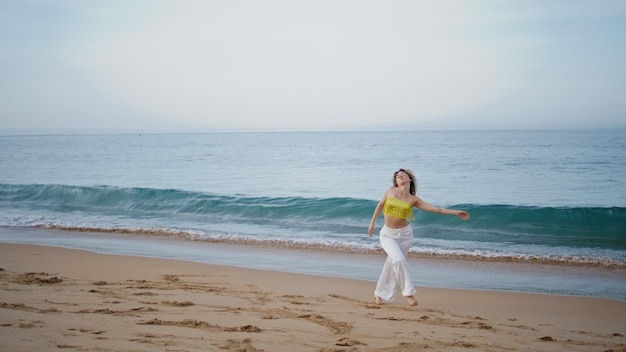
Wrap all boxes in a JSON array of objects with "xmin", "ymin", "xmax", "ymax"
[{"xmin": 405, "ymin": 295, "xmax": 418, "ymax": 306}]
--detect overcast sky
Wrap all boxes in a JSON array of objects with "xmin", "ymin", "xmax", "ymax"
[{"xmin": 1, "ymin": 0, "xmax": 625, "ymax": 132}]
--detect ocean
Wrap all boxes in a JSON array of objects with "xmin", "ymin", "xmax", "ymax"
[{"xmin": 1, "ymin": 129, "xmax": 625, "ymax": 299}]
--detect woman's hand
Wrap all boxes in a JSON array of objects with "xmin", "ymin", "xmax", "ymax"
[
  {"xmin": 456, "ymin": 211, "xmax": 470, "ymax": 220},
  {"xmin": 368, "ymin": 224, "xmax": 375, "ymax": 237}
]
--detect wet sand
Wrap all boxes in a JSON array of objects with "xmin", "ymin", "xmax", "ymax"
[{"xmin": 1, "ymin": 243, "xmax": 625, "ymax": 351}]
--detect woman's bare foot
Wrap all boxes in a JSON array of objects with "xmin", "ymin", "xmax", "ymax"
[
  {"xmin": 375, "ymin": 296, "xmax": 383, "ymax": 305},
  {"xmin": 406, "ymin": 295, "xmax": 418, "ymax": 306}
]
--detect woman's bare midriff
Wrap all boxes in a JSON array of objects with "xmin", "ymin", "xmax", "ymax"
[{"xmin": 384, "ymin": 216, "xmax": 409, "ymax": 229}]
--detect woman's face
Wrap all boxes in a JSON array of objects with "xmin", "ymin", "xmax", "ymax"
[{"xmin": 395, "ymin": 171, "xmax": 411, "ymax": 184}]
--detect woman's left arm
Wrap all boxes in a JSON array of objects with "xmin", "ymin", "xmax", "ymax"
[{"xmin": 414, "ymin": 197, "xmax": 470, "ymax": 220}]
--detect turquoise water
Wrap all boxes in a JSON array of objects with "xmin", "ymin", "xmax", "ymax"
[
  {"xmin": 2, "ymin": 129, "xmax": 625, "ymax": 206},
  {"xmin": 1, "ymin": 129, "xmax": 625, "ymax": 298},
  {"xmin": 0, "ymin": 183, "xmax": 624, "ymax": 266}
]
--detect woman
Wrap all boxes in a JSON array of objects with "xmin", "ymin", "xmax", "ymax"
[{"xmin": 368, "ymin": 168, "xmax": 469, "ymax": 306}]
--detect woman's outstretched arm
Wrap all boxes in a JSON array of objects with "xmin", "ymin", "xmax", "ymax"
[
  {"xmin": 414, "ymin": 197, "xmax": 470, "ymax": 220},
  {"xmin": 368, "ymin": 191, "xmax": 389, "ymax": 236}
]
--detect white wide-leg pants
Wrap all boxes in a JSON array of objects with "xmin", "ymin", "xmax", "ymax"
[{"xmin": 374, "ymin": 225, "xmax": 416, "ymax": 301}]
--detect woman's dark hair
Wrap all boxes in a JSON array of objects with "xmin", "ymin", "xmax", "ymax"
[{"xmin": 392, "ymin": 168, "xmax": 417, "ymax": 195}]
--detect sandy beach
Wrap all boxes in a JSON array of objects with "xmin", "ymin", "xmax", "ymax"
[{"xmin": 1, "ymin": 243, "xmax": 625, "ymax": 352}]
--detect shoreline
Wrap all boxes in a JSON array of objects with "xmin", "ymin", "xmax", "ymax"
[
  {"xmin": 28, "ymin": 224, "xmax": 626, "ymax": 270},
  {"xmin": 1, "ymin": 226, "xmax": 625, "ymax": 301},
  {"xmin": 1, "ymin": 243, "xmax": 626, "ymax": 351}
]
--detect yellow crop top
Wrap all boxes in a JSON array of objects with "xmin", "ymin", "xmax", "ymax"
[{"xmin": 383, "ymin": 197, "xmax": 414, "ymax": 220}]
